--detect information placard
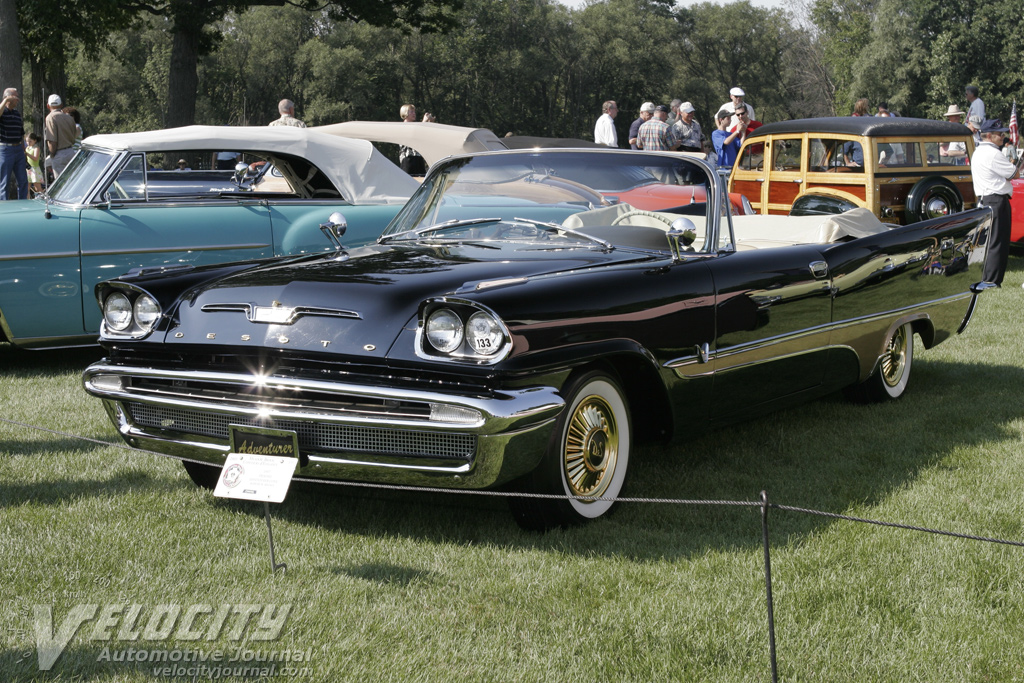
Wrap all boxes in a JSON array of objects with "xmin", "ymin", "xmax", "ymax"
[
  {"xmin": 214, "ymin": 425, "xmax": 300, "ymax": 503},
  {"xmin": 213, "ymin": 453, "xmax": 298, "ymax": 503}
]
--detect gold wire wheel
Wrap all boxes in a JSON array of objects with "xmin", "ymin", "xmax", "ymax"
[
  {"xmin": 880, "ymin": 325, "xmax": 908, "ymax": 388},
  {"xmin": 563, "ymin": 394, "xmax": 619, "ymax": 499}
]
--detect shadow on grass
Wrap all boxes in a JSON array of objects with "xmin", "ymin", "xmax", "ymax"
[
  {"xmin": 0, "ymin": 467, "xmax": 179, "ymax": 508},
  {"xmin": 333, "ymin": 563, "xmax": 438, "ymax": 586},
  {"xmin": 188, "ymin": 357, "xmax": 1024, "ymax": 562}
]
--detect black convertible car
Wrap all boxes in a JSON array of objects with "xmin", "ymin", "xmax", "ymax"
[{"xmin": 83, "ymin": 149, "xmax": 991, "ymax": 529}]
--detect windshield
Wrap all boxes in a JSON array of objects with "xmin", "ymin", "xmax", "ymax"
[
  {"xmin": 48, "ymin": 148, "xmax": 117, "ymax": 204},
  {"xmin": 381, "ymin": 150, "xmax": 720, "ymax": 252}
]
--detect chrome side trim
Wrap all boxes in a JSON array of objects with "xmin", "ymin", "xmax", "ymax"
[
  {"xmin": 81, "ymin": 243, "xmax": 271, "ymax": 257},
  {"xmin": 0, "ymin": 251, "xmax": 80, "ymax": 261},
  {"xmin": 828, "ymin": 292, "xmax": 971, "ymax": 334},
  {"xmin": 7, "ymin": 333, "xmax": 98, "ymax": 349},
  {"xmin": 663, "ymin": 291, "xmax": 972, "ymax": 375}
]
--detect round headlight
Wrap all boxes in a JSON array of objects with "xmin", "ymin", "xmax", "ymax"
[
  {"xmin": 465, "ymin": 311, "xmax": 504, "ymax": 356},
  {"xmin": 133, "ymin": 294, "xmax": 161, "ymax": 331},
  {"xmin": 103, "ymin": 292, "xmax": 132, "ymax": 332},
  {"xmin": 425, "ymin": 308, "xmax": 464, "ymax": 353}
]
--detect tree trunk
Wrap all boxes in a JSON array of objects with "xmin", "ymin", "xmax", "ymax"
[
  {"xmin": 166, "ymin": 26, "xmax": 200, "ymax": 128},
  {"xmin": 0, "ymin": 0, "xmax": 21, "ymax": 95},
  {"xmin": 26, "ymin": 52, "xmax": 67, "ymax": 135}
]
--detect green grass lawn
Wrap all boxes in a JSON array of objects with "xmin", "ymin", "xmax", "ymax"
[{"xmin": 2, "ymin": 261, "xmax": 1024, "ymax": 682}]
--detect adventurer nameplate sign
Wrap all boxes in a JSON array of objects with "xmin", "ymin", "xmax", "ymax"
[
  {"xmin": 229, "ymin": 424, "xmax": 300, "ymax": 458},
  {"xmin": 213, "ymin": 426, "xmax": 300, "ymax": 503}
]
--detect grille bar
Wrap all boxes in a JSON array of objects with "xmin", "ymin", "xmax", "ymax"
[{"xmin": 126, "ymin": 402, "xmax": 475, "ymax": 461}]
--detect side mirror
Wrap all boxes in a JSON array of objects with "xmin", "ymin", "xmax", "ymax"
[
  {"xmin": 319, "ymin": 212, "xmax": 348, "ymax": 251},
  {"xmin": 667, "ymin": 217, "xmax": 697, "ymax": 261}
]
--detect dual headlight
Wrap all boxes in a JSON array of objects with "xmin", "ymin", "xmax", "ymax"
[
  {"xmin": 101, "ymin": 288, "xmax": 162, "ymax": 338},
  {"xmin": 420, "ymin": 301, "xmax": 510, "ymax": 363}
]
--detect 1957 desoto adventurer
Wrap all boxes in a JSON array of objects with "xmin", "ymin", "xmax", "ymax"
[{"xmin": 83, "ymin": 149, "xmax": 991, "ymax": 529}]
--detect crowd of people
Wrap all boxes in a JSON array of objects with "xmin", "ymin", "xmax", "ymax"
[
  {"xmin": 595, "ymin": 87, "xmax": 762, "ymax": 175},
  {"xmin": 593, "ymin": 84, "xmax": 1021, "ymax": 288},
  {"xmin": 0, "ymin": 88, "xmax": 83, "ymax": 199}
]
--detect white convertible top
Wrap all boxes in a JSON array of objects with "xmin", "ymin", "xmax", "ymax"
[
  {"xmin": 313, "ymin": 121, "xmax": 507, "ymax": 166},
  {"xmin": 82, "ymin": 125, "xmax": 420, "ymax": 204}
]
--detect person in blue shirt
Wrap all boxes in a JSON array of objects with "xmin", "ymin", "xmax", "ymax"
[
  {"xmin": 712, "ymin": 108, "xmax": 745, "ymax": 172},
  {"xmin": 843, "ymin": 140, "xmax": 864, "ymax": 167}
]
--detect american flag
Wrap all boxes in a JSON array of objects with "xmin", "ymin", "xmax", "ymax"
[{"xmin": 1010, "ymin": 100, "xmax": 1018, "ymax": 147}]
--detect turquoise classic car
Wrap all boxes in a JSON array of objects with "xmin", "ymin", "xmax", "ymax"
[{"xmin": 0, "ymin": 125, "xmax": 418, "ymax": 349}]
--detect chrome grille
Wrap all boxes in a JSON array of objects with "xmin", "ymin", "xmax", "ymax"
[{"xmin": 126, "ymin": 402, "xmax": 475, "ymax": 460}]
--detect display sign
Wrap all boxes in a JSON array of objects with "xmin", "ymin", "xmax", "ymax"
[{"xmin": 213, "ymin": 426, "xmax": 300, "ymax": 503}]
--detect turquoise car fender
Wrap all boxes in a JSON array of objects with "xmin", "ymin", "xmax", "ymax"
[{"xmin": 0, "ymin": 202, "xmax": 85, "ymax": 345}]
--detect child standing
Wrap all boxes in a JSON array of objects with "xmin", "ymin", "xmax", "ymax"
[{"xmin": 25, "ymin": 132, "xmax": 42, "ymax": 196}]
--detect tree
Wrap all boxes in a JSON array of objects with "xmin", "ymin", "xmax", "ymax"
[
  {"xmin": 810, "ymin": 0, "xmax": 877, "ymax": 115},
  {"xmin": 674, "ymin": 1, "xmax": 814, "ymax": 125},
  {"xmin": 151, "ymin": 0, "xmax": 461, "ymax": 129},
  {"xmin": 16, "ymin": 0, "xmax": 141, "ymax": 132},
  {"xmin": 0, "ymin": 0, "xmax": 19, "ymax": 95}
]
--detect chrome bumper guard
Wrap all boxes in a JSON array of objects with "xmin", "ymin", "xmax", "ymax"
[{"xmin": 83, "ymin": 363, "xmax": 563, "ymax": 489}]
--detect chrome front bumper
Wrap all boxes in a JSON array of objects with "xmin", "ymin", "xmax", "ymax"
[{"xmin": 83, "ymin": 363, "xmax": 563, "ymax": 489}]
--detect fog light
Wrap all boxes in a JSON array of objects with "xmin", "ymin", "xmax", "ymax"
[
  {"xmin": 429, "ymin": 403, "xmax": 482, "ymax": 425},
  {"xmin": 90, "ymin": 374, "xmax": 124, "ymax": 392}
]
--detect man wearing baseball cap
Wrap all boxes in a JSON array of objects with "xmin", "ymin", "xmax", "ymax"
[
  {"xmin": 0, "ymin": 88, "xmax": 28, "ymax": 200},
  {"xmin": 673, "ymin": 102, "xmax": 702, "ymax": 153},
  {"xmin": 629, "ymin": 102, "xmax": 655, "ymax": 150},
  {"xmin": 971, "ymin": 118, "xmax": 1018, "ymax": 286},
  {"xmin": 44, "ymin": 94, "xmax": 77, "ymax": 178},
  {"xmin": 637, "ymin": 105, "xmax": 681, "ymax": 151}
]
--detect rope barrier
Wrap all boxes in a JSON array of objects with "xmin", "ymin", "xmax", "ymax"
[{"xmin": 2, "ymin": 415, "xmax": 1019, "ymax": 544}]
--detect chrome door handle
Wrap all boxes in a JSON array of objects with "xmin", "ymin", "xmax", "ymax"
[{"xmin": 809, "ymin": 260, "xmax": 829, "ymax": 278}]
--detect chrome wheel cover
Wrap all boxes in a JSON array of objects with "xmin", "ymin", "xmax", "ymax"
[
  {"xmin": 881, "ymin": 325, "xmax": 908, "ymax": 388},
  {"xmin": 563, "ymin": 394, "xmax": 619, "ymax": 499}
]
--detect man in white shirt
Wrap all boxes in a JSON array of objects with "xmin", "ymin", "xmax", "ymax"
[
  {"xmin": 971, "ymin": 118, "xmax": 1017, "ymax": 286},
  {"xmin": 594, "ymin": 100, "xmax": 618, "ymax": 147},
  {"xmin": 720, "ymin": 87, "xmax": 755, "ymax": 130}
]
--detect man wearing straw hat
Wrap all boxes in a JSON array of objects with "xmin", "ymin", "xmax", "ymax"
[{"xmin": 940, "ymin": 104, "xmax": 968, "ymax": 164}]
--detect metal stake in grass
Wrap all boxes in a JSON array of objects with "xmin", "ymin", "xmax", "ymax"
[
  {"xmin": 264, "ymin": 501, "xmax": 287, "ymax": 573},
  {"xmin": 761, "ymin": 490, "xmax": 778, "ymax": 683}
]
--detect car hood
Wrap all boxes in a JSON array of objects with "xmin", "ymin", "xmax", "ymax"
[{"xmin": 161, "ymin": 242, "xmax": 655, "ymax": 359}]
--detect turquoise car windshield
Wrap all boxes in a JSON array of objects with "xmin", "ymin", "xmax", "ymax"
[{"xmin": 49, "ymin": 148, "xmax": 117, "ymax": 204}]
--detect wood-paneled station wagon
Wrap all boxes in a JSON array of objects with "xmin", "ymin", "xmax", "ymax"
[{"xmin": 729, "ymin": 118, "xmax": 976, "ymax": 224}]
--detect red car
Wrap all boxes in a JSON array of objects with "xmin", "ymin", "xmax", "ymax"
[{"xmin": 1010, "ymin": 180, "xmax": 1024, "ymax": 244}]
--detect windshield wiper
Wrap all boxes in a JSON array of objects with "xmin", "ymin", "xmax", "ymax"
[
  {"xmin": 512, "ymin": 217, "xmax": 615, "ymax": 252},
  {"xmin": 379, "ymin": 217, "xmax": 503, "ymax": 244}
]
